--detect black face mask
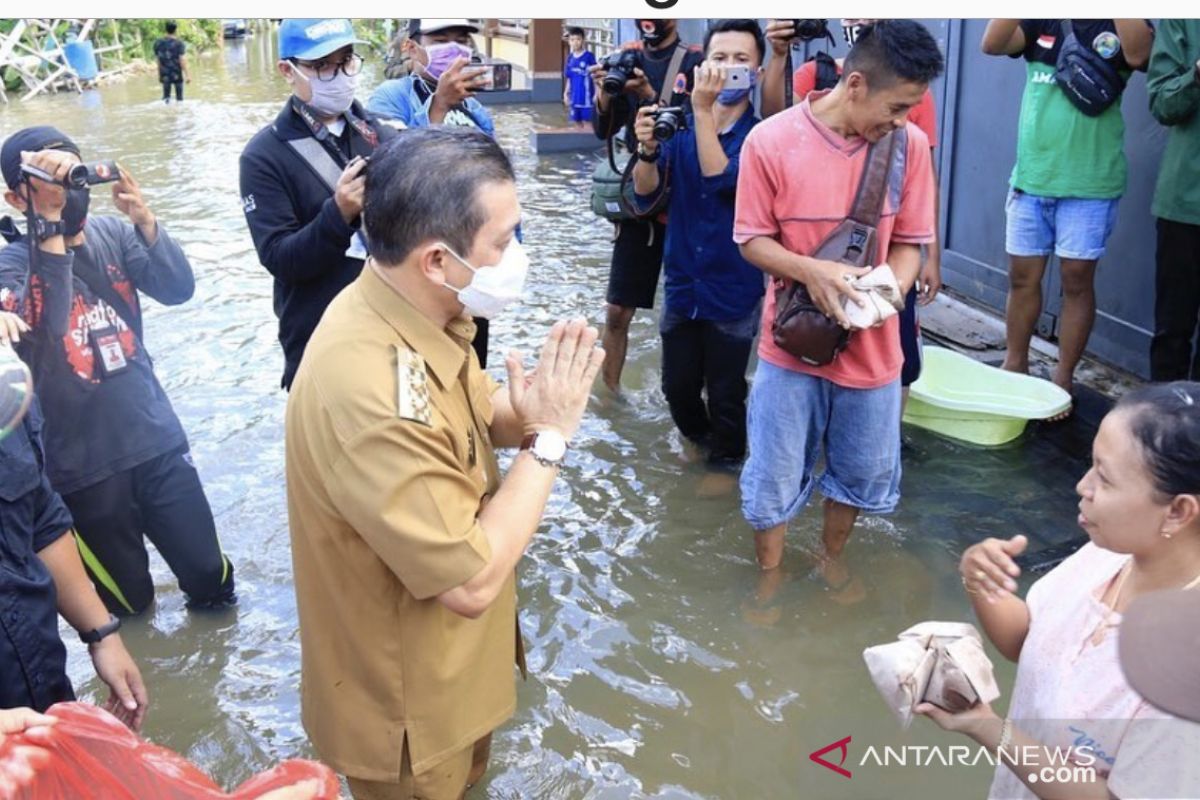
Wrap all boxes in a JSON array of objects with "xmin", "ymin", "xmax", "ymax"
[
  {"xmin": 639, "ymin": 20, "xmax": 669, "ymax": 47},
  {"xmin": 62, "ymin": 187, "xmax": 90, "ymax": 236}
]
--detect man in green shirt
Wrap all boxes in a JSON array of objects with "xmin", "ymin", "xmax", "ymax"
[
  {"xmin": 1148, "ymin": 20, "xmax": 1200, "ymax": 381},
  {"xmin": 982, "ymin": 20, "xmax": 1153, "ymax": 410}
]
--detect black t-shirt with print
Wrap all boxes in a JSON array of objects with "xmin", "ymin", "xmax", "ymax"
[{"xmin": 154, "ymin": 37, "xmax": 186, "ymax": 83}]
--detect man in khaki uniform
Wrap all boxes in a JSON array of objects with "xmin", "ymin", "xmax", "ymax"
[{"xmin": 285, "ymin": 127, "xmax": 603, "ymax": 800}]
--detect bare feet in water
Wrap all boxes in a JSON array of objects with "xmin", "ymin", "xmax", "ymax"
[
  {"xmin": 696, "ymin": 470, "xmax": 737, "ymax": 498},
  {"xmin": 817, "ymin": 555, "xmax": 866, "ymax": 606}
]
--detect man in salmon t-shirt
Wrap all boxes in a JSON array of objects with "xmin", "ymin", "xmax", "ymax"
[
  {"xmin": 734, "ymin": 20, "xmax": 943, "ymax": 602},
  {"xmin": 761, "ymin": 19, "xmax": 943, "ymax": 411}
]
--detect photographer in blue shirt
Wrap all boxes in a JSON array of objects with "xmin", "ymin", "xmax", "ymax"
[{"xmin": 632, "ymin": 19, "xmax": 765, "ymax": 485}]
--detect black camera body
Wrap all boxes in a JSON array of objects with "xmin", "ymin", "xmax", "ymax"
[
  {"xmin": 66, "ymin": 161, "xmax": 120, "ymax": 189},
  {"xmin": 791, "ymin": 19, "xmax": 832, "ymax": 42},
  {"xmin": 652, "ymin": 106, "xmax": 688, "ymax": 142},
  {"xmin": 600, "ymin": 49, "xmax": 641, "ymax": 96},
  {"xmin": 20, "ymin": 160, "xmax": 120, "ymax": 190}
]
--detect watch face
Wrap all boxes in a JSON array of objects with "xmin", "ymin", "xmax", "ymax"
[{"xmin": 533, "ymin": 431, "xmax": 567, "ymax": 461}]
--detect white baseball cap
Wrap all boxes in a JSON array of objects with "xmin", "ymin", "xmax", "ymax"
[{"xmin": 416, "ymin": 19, "xmax": 479, "ymax": 36}]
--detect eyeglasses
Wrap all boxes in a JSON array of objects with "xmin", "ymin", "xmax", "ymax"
[{"xmin": 291, "ymin": 53, "xmax": 363, "ymax": 82}]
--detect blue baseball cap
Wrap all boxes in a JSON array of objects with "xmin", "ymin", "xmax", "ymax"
[{"xmin": 278, "ymin": 19, "xmax": 362, "ymax": 61}]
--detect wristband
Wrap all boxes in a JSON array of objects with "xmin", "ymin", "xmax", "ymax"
[{"xmin": 79, "ymin": 613, "xmax": 121, "ymax": 644}]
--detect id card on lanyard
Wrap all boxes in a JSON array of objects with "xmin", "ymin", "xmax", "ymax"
[{"xmin": 89, "ymin": 324, "xmax": 129, "ymax": 379}]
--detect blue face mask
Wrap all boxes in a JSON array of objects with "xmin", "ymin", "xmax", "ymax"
[{"xmin": 717, "ymin": 71, "xmax": 756, "ymax": 106}]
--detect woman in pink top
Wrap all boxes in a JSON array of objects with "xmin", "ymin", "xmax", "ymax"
[{"xmin": 919, "ymin": 382, "xmax": 1200, "ymax": 799}]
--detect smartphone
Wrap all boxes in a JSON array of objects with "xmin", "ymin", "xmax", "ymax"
[
  {"xmin": 722, "ymin": 65, "xmax": 752, "ymax": 92},
  {"xmin": 469, "ymin": 59, "xmax": 513, "ymax": 92}
]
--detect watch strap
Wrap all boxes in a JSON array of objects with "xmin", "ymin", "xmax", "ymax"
[
  {"xmin": 79, "ymin": 613, "xmax": 121, "ymax": 644},
  {"xmin": 33, "ymin": 215, "xmax": 65, "ymax": 242},
  {"xmin": 520, "ymin": 432, "xmax": 565, "ymax": 467},
  {"xmin": 636, "ymin": 144, "xmax": 659, "ymax": 162}
]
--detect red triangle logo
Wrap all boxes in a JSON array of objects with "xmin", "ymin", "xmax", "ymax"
[{"xmin": 809, "ymin": 735, "xmax": 853, "ymax": 779}]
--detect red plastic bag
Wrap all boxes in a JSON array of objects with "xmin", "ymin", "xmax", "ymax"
[{"xmin": 0, "ymin": 702, "xmax": 340, "ymax": 799}]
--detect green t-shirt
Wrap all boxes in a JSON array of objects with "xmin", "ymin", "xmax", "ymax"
[
  {"xmin": 1147, "ymin": 19, "xmax": 1200, "ymax": 226},
  {"xmin": 1010, "ymin": 20, "xmax": 1131, "ymax": 199}
]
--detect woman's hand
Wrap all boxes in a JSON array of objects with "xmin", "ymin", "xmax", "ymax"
[
  {"xmin": 916, "ymin": 700, "xmax": 1002, "ymax": 743},
  {"xmin": 960, "ymin": 535, "xmax": 1027, "ymax": 604}
]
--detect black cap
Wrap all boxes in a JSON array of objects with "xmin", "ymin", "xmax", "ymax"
[{"xmin": 0, "ymin": 126, "xmax": 80, "ymax": 190}]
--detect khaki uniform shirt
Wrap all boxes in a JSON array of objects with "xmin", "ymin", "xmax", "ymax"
[{"xmin": 285, "ymin": 265, "xmax": 516, "ymax": 780}]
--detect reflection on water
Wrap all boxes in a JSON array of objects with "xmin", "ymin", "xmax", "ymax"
[{"xmin": 1, "ymin": 36, "xmax": 1088, "ymax": 798}]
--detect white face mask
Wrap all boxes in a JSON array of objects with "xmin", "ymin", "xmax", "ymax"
[
  {"xmin": 442, "ymin": 238, "xmax": 528, "ymax": 320},
  {"xmin": 292, "ymin": 63, "xmax": 357, "ymax": 117}
]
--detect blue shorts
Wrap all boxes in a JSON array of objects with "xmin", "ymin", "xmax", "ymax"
[
  {"xmin": 1004, "ymin": 188, "xmax": 1120, "ymax": 262},
  {"xmin": 569, "ymin": 105, "xmax": 593, "ymax": 123},
  {"xmin": 740, "ymin": 361, "xmax": 902, "ymax": 530}
]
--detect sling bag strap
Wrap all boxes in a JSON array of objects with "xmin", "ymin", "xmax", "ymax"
[
  {"xmin": 847, "ymin": 126, "xmax": 905, "ymax": 233},
  {"xmin": 286, "ymin": 136, "xmax": 344, "ymax": 195}
]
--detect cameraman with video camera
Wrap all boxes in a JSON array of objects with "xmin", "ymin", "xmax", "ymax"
[
  {"xmin": 590, "ymin": 19, "xmax": 703, "ymax": 391},
  {"xmin": 0, "ymin": 126, "xmax": 235, "ymax": 617},
  {"xmin": 630, "ymin": 20, "xmax": 764, "ymax": 488}
]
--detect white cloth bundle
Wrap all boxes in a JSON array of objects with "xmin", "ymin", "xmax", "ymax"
[
  {"xmin": 842, "ymin": 264, "xmax": 907, "ymax": 330},
  {"xmin": 862, "ymin": 621, "xmax": 1001, "ymax": 729}
]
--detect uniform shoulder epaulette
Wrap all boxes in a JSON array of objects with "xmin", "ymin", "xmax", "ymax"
[{"xmin": 394, "ymin": 344, "xmax": 432, "ymax": 426}]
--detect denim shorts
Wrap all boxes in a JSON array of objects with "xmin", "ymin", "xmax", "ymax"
[
  {"xmin": 739, "ymin": 361, "xmax": 902, "ymax": 530},
  {"xmin": 1004, "ymin": 188, "xmax": 1120, "ymax": 261}
]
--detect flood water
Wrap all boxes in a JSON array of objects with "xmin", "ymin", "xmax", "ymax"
[{"xmin": 2, "ymin": 35, "xmax": 1093, "ymax": 799}]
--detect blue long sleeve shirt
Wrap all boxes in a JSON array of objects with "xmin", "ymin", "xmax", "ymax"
[
  {"xmin": 368, "ymin": 76, "xmax": 496, "ymax": 137},
  {"xmin": 634, "ymin": 106, "xmax": 763, "ymax": 321}
]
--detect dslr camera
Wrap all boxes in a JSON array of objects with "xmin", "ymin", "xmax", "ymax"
[
  {"xmin": 652, "ymin": 106, "xmax": 688, "ymax": 142},
  {"xmin": 20, "ymin": 160, "xmax": 120, "ymax": 190},
  {"xmin": 600, "ymin": 49, "xmax": 641, "ymax": 96},
  {"xmin": 790, "ymin": 19, "xmax": 832, "ymax": 42}
]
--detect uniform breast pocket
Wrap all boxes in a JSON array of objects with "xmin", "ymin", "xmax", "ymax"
[{"xmin": 0, "ymin": 419, "xmax": 43, "ymax": 570}]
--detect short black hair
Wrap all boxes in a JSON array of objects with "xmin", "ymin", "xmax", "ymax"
[
  {"xmin": 567, "ymin": 26, "xmax": 585, "ymax": 39},
  {"xmin": 704, "ymin": 19, "xmax": 765, "ymax": 62},
  {"xmin": 364, "ymin": 127, "xmax": 516, "ymax": 265},
  {"xmin": 165, "ymin": 20, "xmax": 178, "ymax": 34},
  {"xmin": 842, "ymin": 19, "xmax": 944, "ymax": 90}
]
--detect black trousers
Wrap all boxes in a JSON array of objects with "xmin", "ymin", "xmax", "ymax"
[
  {"xmin": 1151, "ymin": 218, "xmax": 1200, "ymax": 381},
  {"xmin": 162, "ymin": 80, "xmax": 183, "ymax": 102},
  {"xmin": 62, "ymin": 447, "xmax": 235, "ymax": 615},
  {"xmin": 660, "ymin": 308, "xmax": 759, "ymax": 467}
]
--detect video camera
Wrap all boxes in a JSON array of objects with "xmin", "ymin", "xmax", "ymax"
[
  {"xmin": 20, "ymin": 160, "xmax": 120, "ymax": 190},
  {"xmin": 652, "ymin": 106, "xmax": 687, "ymax": 142},
  {"xmin": 600, "ymin": 49, "xmax": 641, "ymax": 96}
]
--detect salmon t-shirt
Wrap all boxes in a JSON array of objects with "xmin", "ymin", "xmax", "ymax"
[
  {"xmin": 733, "ymin": 93, "xmax": 936, "ymax": 389},
  {"xmin": 792, "ymin": 60, "xmax": 940, "ymax": 148}
]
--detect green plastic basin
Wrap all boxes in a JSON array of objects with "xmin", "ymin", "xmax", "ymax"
[{"xmin": 902, "ymin": 346, "xmax": 1072, "ymax": 446}]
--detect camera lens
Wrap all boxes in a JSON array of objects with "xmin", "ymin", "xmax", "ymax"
[
  {"xmin": 603, "ymin": 68, "xmax": 627, "ymax": 96},
  {"xmin": 65, "ymin": 164, "xmax": 89, "ymax": 190},
  {"xmin": 652, "ymin": 111, "xmax": 680, "ymax": 142}
]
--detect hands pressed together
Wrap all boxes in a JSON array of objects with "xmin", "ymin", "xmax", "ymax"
[{"xmin": 505, "ymin": 318, "xmax": 604, "ymax": 441}]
